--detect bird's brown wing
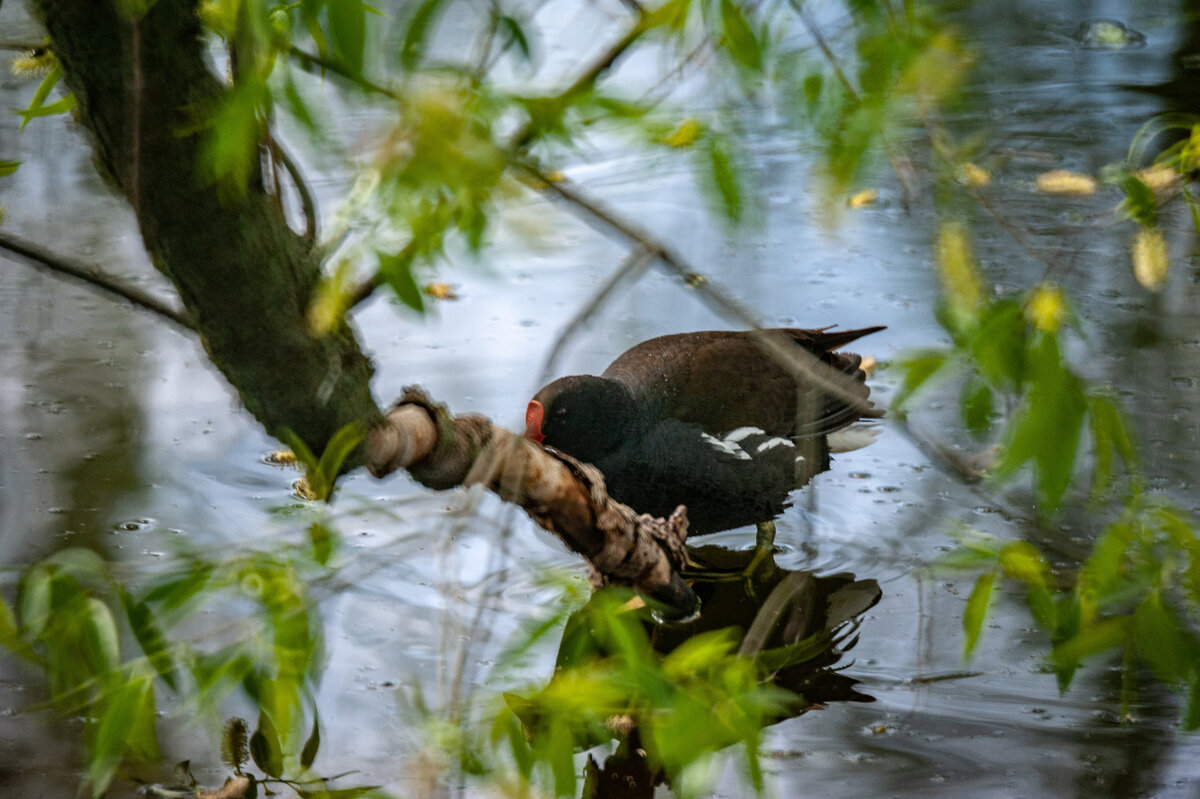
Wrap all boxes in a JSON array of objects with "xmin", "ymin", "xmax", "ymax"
[{"xmin": 600, "ymin": 327, "xmax": 883, "ymax": 438}]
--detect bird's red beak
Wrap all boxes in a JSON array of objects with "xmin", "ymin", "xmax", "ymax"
[{"xmin": 524, "ymin": 400, "xmax": 545, "ymax": 443}]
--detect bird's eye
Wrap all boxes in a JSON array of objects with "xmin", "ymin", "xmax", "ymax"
[{"xmin": 554, "ymin": 407, "xmax": 568, "ymax": 417}]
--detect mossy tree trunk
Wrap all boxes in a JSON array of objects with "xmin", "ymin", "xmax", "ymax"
[{"xmin": 33, "ymin": 0, "xmax": 382, "ymax": 459}]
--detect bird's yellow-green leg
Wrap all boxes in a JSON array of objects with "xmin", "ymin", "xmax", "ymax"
[{"xmin": 743, "ymin": 520, "xmax": 777, "ymax": 577}]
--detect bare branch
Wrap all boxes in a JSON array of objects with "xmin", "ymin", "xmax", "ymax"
[
  {"xmin": 367, "ymin": 387, "xmax": 698, "ymax": 615},
  {"xmin": 266, "ymin": 137, "xmax": 318, "ymax": 245},
  {"xmin": 0, "ymin": 231, "xmax": 195, "ymax": 330},
  {"xmin": 535, "ymin": 245, "xmax": 654, "ymax": 387}
]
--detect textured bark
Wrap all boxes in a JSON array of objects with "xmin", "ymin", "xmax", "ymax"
[
  {"xmin": 33, "ymin": 0, "xmax": 382, "ymax": 459},
  {"xmin": 369, "ymin": 389, "xmax": 697, "ymax": 614}
]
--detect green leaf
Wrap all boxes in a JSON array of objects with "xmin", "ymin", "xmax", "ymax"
[
  {"xmin": 962, "ymin": 571, "xmax": 995, "ymax": 658},
  {"xmin": 250, "ymin": 711, "xmax": 284, "ymax": 778},
  {"xmin": 143, "ymin": 564, "xmax": 213, "ymax": 611},
  {"xmin": 719, "ymin": 0, "xmax": 762, "ymax": 71},
  {"xmin": 891, "ymin": 350, "xmax": 951, "ymax": 411},
  {"xmin": 0, "ymin": 159, "xmax": 20, "ymax": 177},
  {"xmin": 327, "ymin": 0, "xmax": 366, "ymax": 75},
  {"xmin": 122, "ymin": 592, "xmax": 178, "ymax": 690},
  {"xmin": 961, "ymin": 375, "xmax": 993, "ymax": 438},
  {"xmin": 639, "ymin": 0, "xmax": 691, "ymax": 32},
  {"xmin": 1118, "ymin": 170, "xmax": 1158, "ymax": 227},
  {"xmin": 314, "ymin": 421, "xmax": 364, "ymax": 498},
  {"xmin": 200, "ymin": 80, "xmax": 268, "ymax": 194},
  {"xmin": 0, "ymin": 595, "xmax": 37, "ymax": 662},
  {"xmin": 83, "ymin": 597, "xmax": 122, "ymax": 674},
  {"xmin": 300, "ymin": 713, "xmax": 320, "ymax": 769},
  {"xmin": 18, "ymin": 564, "xmax": 53, "ymax": 638},
  {"xmin": 496, "ymin": 14, "xmax": 531, "ymax": 62},
  {"xmin": 89, "ymin": 673, "xmax": 159, "ymax": 797},
  {"xmin": 998, "ymin": 542, "xmax": 1056, "ymax": 630},
  {"xmin": 1081, "ymin": 521, "xmax": 1133, "ymax": 598},
  {"xmin": 1051, "ymin": 617, "xmax": 1128, "ymax": 671},
  {"xmin": 309, "ymin": 521, "xmax": 334, "ymax": 565},
  {"xmin": 992, "ymin": 333, "xmax": 1086, "ymax": 513},
  {"xmin": 378, "ymin": 250, "xmax": 425, "ymax": 313},
  {"xmin": 17, "ymin": 93, "xmax": 76, "ymax": 127},
  {"xmin": 1185, "ymin": 670, "xmax": 1200, "ymax": 731},
  {"xmin": 968, "ymin": 300, "xmax": 1027, "ymax": 389},
  {"xmin": 400, "ymin": 0, "xmax": 447, "ymax": 70},
  {"xmin": 1134, "ymin": 591, "xmax": 1197, "ymax": 683},
  {"xmin": 548, "ymin": 715, "xmax": 576, "ymax": 797},
  {"xmin": 16, "ymin": 64, "xmax": 70, "ymax": 129},
  {"xmin": 706, "ymin": 134, "xmax": 742, "ymax": 221},
  {"xmin": 802, "ymin": 73, "xmax": 823, "ymax": 114},
  {"xmin": 1087, "ymin": 394, "xmax": 1137, "ymax": 500}
]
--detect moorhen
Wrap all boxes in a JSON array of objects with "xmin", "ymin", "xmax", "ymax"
[{"xmin": 524, "ymin": 327, "xmax": 883, "ymax": 539}]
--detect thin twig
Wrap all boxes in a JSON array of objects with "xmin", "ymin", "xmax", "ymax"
[
  {"xmin": 285, "ymin": 45, "xmax": 399, "ymax": 100},
  {"xmin": 518, "ymin": 164, "xmax": 880, "ymax": 415},
  {"xmin": 534, "ymin": 245, "xmax": 654, "ymax": 387},
  {"xmin": 508, "ymin": 13, "xmax": 647, "ymax": 149},
  {"xmin": 0, "ymin": 232, "xmax": 195, "ymax": 330},
  {"xmin": 792, "ymin": 0, "xmax": 858, "ymax": 100},
  {"xmin": 793, "ymin": 0, "xmax": 918, "ymax": 208},
  {"xmin": 268, "ymin": 137, "xmax": 318, "ymax": 244}
]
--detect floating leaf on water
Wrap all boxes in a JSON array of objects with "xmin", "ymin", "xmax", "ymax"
[
  {"xmin": 663, "ymin": 118, "xmax": 703, "ymax": 148},
  {"xmin": 1073, "ymin": 19, "xmax": 1147, "ymax": 51},
  {"xmin": 422, "ymin": 282, "xmax": 459, "ymax": 300},
  {"xmin": 1132, "ymin": 226, "xmax": 1169, "ymax": 291},
  {"xmin": 1036, "ymin": 169, "xmax": 1097, "ymax": 195},
  {"xmin": 292, "ymin": 477, "xmax": 318, "ymax": 501},
  {"xmin": 847, "ymin": 188, "xmax": 878, "ymax": 208},
  {"xmin": 264, "ymin": 449, "xmax": 298, "ymax": 466}
]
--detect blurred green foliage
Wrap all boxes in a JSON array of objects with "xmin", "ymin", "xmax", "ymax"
[{"xmin": 9, "ymin": 0, "xmax": 1200, "ymax": 793}]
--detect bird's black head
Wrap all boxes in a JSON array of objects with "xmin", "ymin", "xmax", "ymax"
[{"xmin": 525, "ymin": 375, "xmax": 636, "ymax": 464}]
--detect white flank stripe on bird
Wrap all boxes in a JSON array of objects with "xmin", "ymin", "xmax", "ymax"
[
  {"xmin": 701, "ymin": 432, "xmax": 752, "ymax": 460},
  {"xmin": 756, "ymin": 437, "xmax": 793, "ymax": 453},
  {"xmin": 724, "ymin": 426, "xmax": 764, "ymax": 443}
]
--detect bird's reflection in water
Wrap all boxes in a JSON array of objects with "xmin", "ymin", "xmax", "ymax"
[{"xmin": 523, "ymin": 545, "xmax": 882, "ymax": 799}]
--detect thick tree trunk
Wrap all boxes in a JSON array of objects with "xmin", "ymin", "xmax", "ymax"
[{"xmin": 33, "ymin": 0, "xmax": 381, "ymax": 459}]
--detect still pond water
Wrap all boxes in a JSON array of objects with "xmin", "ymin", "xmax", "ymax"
[{"xmin": 2, "ymin": 0, "xmax": 1200, "ymax": 795}]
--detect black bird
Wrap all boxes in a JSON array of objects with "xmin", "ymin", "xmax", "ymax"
[{"xmin": 524, "ymin": 327, "xmax": 883, "ymax": 537}]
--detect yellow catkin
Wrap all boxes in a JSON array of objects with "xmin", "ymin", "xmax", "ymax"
[
  {"xmin": 1035, "ymin": 169, "xmax": 1097, "ymax": 196},
  {"xmin": 423, "ymin": 282, "xmax": 459, "ymax": 300},
  {"xmin": 1026, "ymin": 284, "xmax": 1066, "ymax": 333},
  {"xmin": 936, "ymin": 221, "xmax": 984, "ymax": 315},
  {"xmin": 1132, "ymin": 226, "xmax": 1169, "ymax": 291},
  {"xmin": 847, "ymin": 188, "xmax": 878, "ymax": 208}
]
